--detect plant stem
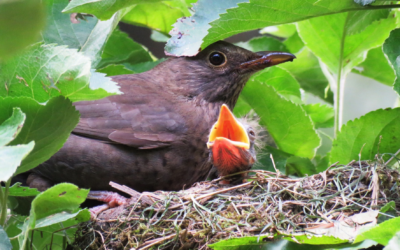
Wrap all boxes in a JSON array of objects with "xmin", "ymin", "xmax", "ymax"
[
  {"xmin": 334, "ymin": 17, "xmax": 349, "ymax": 137},
  {"xmin": 0, "ymin": 179, "xmax": 11, "ymax": 227}
]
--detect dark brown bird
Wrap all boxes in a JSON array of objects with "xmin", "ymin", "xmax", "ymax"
[
  {"xmin": 207, "ymin": 104, "xmax": 257, "ymax": 184},
  {"xmin": 27, "ymin": 41, "xmax": 295, "ymax": 192}
]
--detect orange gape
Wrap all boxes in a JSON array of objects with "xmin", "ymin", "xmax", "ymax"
[
  {"xmin": 207, "ymin": 104, "xmax": 256, "ymax": 182},
  {"xmin": 211, "ymin": 137, "xmax": 253, "ymax": 176}
]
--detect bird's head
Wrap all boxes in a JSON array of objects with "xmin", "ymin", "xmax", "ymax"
[
  {"xmin": 168, "ymin": 41, "xmax": 295, "ymax": 109},
  {"xmin": 207, "ymin": 104, "xmax": 257, "ymax": 179}
]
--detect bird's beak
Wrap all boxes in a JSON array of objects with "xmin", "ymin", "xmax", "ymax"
[
  {"xmin": 240, "ymin": 51, "xmax": 296, "ymax": 71},
  {"xmin": 207, "ymin": 104, "xmax": 250, "ymax": 150}
]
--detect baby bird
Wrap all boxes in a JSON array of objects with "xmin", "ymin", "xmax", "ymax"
[{"xmin": 207, "ymin": 105, "xmax": 262, "ymax": 184}]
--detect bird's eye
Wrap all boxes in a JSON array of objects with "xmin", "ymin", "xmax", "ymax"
[{"xmin": 209, "ymin": 52, "xmax": 226, "ymax": 66}]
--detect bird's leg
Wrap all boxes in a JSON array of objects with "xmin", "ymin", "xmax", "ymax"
[{"xmin": 86, "ymin": 191, "xmax": 128, "ymax": 220}]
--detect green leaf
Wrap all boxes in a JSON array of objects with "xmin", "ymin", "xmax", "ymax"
[
  {"xmin": 41, "ymin": 0, "xmax": 98, "ymax": 49},
  {"xmin": 18, "ymin": 183, "xmax": 89, "ymax": 249},
  {"xmin": 314, "ymin": 154, "xmax": 330, "ymax": 172},
  {"xmin": 233, "ymin": 96, "xmax": 252, "ymax": 117},
  {"xmin": 80, "ymin": 9, "xmax": 129, "ymax": 68},
  {"xmin": 250, "ymin": 67, "xmax": 301, "ymax": 102},
  {"xmin": 0, "ymin": 43, "xmax": 120, "ymax": 103},
  {"xmin": 330, "ymin": 108, "xmax": 400, "ymax": 164},
  {"xmin": 353, "ymin": 46, "xmax": 395, "ymax": 86},
  {"xmin": 0, "ymin": 0, "xmax": 46, "ymax": 60},
  {"xmin": 303, "ymin": 104, "xmax": 334, "ymax": 128},
  {"xmin": 97, "ymin": 64, "xmax": 135, "ymax": 76},
  {"xmin": 0, "ymin": 108, "xmax": 34, "ymax": 182},
  {"xmin": 355, "ymin": 217, "xmax": 400, "ymax": 245},
  {"xmin": 384, "ymin": 231, "xmax": 400, "ymax": 250},
  {"xmin": 210, "ymin": 237, "xmax": 377, "ymax": 250},
  {"xmin": 297, "ymin": 12, "xmax": 397, "ymax": 76},
  {"xmin": 98, "ymin": 29, "xmax": 153, "ymax": 69},
  {"xmin": 383, "ymin": 28, "xmax": 400, "ymax": 95},
  {"xmin": 378, "ymin": 201, "xmax": 396, "ymax": 223},
  {"xmin": 283, "ymin": 32, "xmax": 305, "ymax": 54},
  {"xmin": 345, "ymin": 9, "xmax": 390, "ymax": 35},
  {"xmin": 6, "ymin": 183, "xmax": 40, "ymax": 197},
  {"xmin": 236, "ymin": 36, "xmax": 290, "ymax": 53},
  {"xmin": 283, "ymin": 234, "xmax": 348, "ymax": 245},
  {"xmin": 241, "ymin": 83, "xmax": 320, "ymax": 159},
  {"xmin": 280, "ymin": 48, "xmax": 333, "ymax": 103},
  {"xmin": 122, "ymin": 2, "xmax": 187, "ymax": 34},
  {"xmin": 0, "ymin": 226, "xmax": 12, "ymax": 250},
  {"xmin": 166, "ymin": 0, "xmax": 369, "ymax": 56},
  {"xmin": 260, "ymin": 23, "xmax": 297, "ymax": 38},
  {"xmin": 151, "ymin": 30, "xmax": 170, "ymax": 42},
  {"xmin": 286, "ymin": 156, "xmax": 317, "ymax": 176},
  {"xmin": 0, "ymin": 96, "xmax": 80, "ymax": 175},
  {"xmin": 255, "ymin": 146, "xmax": 291, "ymax": 173},
  {"xmin": 123, "ymin": 58, "xmax": 167, "ymax": 74},
  {"xmin": 63, "ymin": 0, "xmax": 164, "ymax": 20},
  {"xmin": 0, "ymin": 108, "xmax": 25, "ymax": 147}
]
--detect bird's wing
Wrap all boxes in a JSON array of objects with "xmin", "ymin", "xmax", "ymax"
[{"xmin": 72, "ymin": 75, "xmax": 187, "ymax": 149}]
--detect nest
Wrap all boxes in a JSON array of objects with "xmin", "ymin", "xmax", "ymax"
[{"xmin": 70, "ymin": 160, "xmax": 400, "ymax": 250}]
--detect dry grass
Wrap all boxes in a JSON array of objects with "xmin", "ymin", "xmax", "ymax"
[{"xmin": 70, "ymin": 160, "xmax": 400, "ymax": 250}]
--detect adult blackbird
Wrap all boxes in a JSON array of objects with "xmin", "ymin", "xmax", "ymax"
[
  {"xmin": 28, "ymin": 41, "xmax": 295, "ymax": 192},
  {"xmin": 207, "ymin": 104, "xmax": 257, "ymax": 184}
]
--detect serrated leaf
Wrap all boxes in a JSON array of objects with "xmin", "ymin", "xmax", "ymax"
[
  {"xmin": 0, "ymin": 0, "xmax": 46, "ymax": 59},
  {"xmin": 122, "ymin": 2, "xmax": 187, "ymax": 34},
  {"xmin": 353, "ymin": 46, "xmax": 395, "ymax": 86},
  {"xmin": 42, "ymin": 0, "xmax": 98, "ymax": 49},
  {"xmin": 346, "ymin": 9, "xmax": 390, "ymax": 35},
  {"xmin": 18, "ymin": 183, "xmax": 89, "ymax": 249},
  {"xmin": 330, "ymin": 108, "xmax": 400, "ymax": 164},
  {"xmin": 383, "ymin": 28, "xmax": 400, "ymax": 95},
  {"xmin": 236, "ymin": 36, "xmax": 289, "ymax": 53},
  {"xmin": 165, "ymin": 0, "xmax": 247, "ymax": 56},
  {"xmin": 97, "ymin": 29, "xmax": 153, "ymax": 69},
  {"xmin": 297, "ymin": 12, "xmax": 396, "ymax": 76},
  {"xmin": 280, "ymin": 48, "xmax": 333, "ymax": 103},
  {"xmin": 241, "ymin": 83, "xmax": 320, "ymax": 159},
  {"xmin": 0, "ymin": 96, "xmax": 80, "ymax": 174},
  {"xmin": 0, "ymin": 108, "xmax": 25, "ymax": 147},
  {"xmin": 166, "ymin": 0, "xmax": 367, "ymax": 56},
  {"xmin": 355, "ymin": 217, "xmax": 400, "ymax": 245},
  {"xmin": 0, "ymin": 43, "xmax": 119, "ymax": 103},
  {"xmin": 63, "ymin": 0, "xmax": 164, "ymax": 20},
  {"xmin": 303, "ymin": 104, "xmax": 334, "ymax": 128},
  {"xmin": 0, "ymin": 226, "xmax": 12, "ymax": 250}
]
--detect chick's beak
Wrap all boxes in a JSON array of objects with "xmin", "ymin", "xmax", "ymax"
[
  {"xmin": 207, "ymin": 104, "xmax": 250, "ymax": 150},
  {"xmin": 240, "ymin": 51, "xmax": 296, "ymax": 71}
]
